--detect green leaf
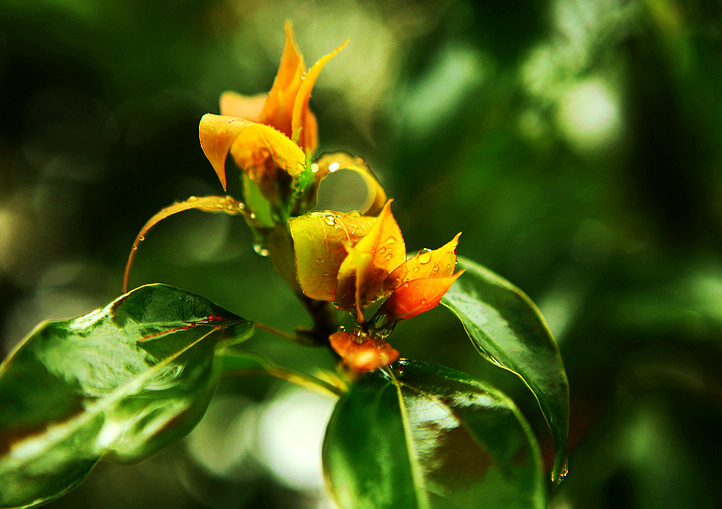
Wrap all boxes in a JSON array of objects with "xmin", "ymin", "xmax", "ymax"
[
  {"xmin": 0, "ymin": 284, "xmax": 253, "ymax": 509},
  {"xmin": 323, "ymin": 360, "xmax": 546, "ymax": 509},
  {"xmin": 441, "ymin": 256, "xmax": 569, "ymax": 485}
]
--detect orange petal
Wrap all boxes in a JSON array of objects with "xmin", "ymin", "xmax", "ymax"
[
  {"xmin": 382, "ymin": 270, "xmax": 465, "ymax": 320},
  {"xmin": 336, "ymin": 201, "xmax": 406, "ymax": 319},
  {"xmin": 329, "ymin": 331, "xmax": 399, "ymax": 373},
  {"xmin": 199, "ymin": 114, "xmax": 306, "ymax": 192},
  {"xmin": 259, "ymin": 20, "xmax": 305, "ymax": 139},
  {"xmin": 199, "ymin": 114, "xmax": 252, "ymax": 190},
  {"xmin": 291, "ymin": 38, "xmax": 349, "ymax": 153},
  {"xmin": 384, "ymin": 232, "xmax": 461, "ymax": 293},
  {"xmin": 229, "ymin": 122, "xmax": 306, "ymax": 182},
  {"xmin": 219, "ymin": 91, "xmax": 267, "ymax": 121},
  {"xmin": 290, "ymin": 212, "xmax": 376, "ymax": 301}
]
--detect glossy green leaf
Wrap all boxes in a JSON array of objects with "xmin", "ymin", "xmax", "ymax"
[
  {"xmin": 0, "ymin": 284, "xmax": 253, "ymax": 509},
  {"xmin": 323, "ymin": 360, "xmax": 546, "ymax": 509},
  {"xmin": 441, "ymin": 256, "xmax": 569, "ymax": 484}
]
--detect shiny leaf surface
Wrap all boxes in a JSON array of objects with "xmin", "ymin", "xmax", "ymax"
[
  {"xmin": 0, "ymin": 284, "xmax": 253, "ymax": 508},
  {"xmin": 323, "ymin": 360, "xmax": 546, "ymax": 509},
  {"xmin": 441, "ymin": 256, "xmax": 569, "ymax": 484}
]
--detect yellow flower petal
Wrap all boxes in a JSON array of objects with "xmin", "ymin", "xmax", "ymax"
[
  {"xmin": 199, "ymin": 114, "xmax": 306, "ymax": 193},
  {"xmin": 336, "ymin": 201, "xmax": 405, "ymax": 320},
  {"xmin": 291, "ymin": 38, "xmax": 349, "ymax": 154},
  {"xmin": 384, "ymin": 232, "xmax": 461, "ymax": 293},
  {"xmin": 259, "ymin": 20, "xmax": 305, "ymax": 140},
  {"xmin": 290, "ymin": 212, "xmax": 376, "ymax": 301},
  {"xmin": 219, "ymin": 91, "xmax": 267, "ymax": 121}
]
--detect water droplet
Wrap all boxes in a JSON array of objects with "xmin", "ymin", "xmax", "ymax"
[
  {"xmin": 323, "ymin": 214, "xmax": 337, "ymax": 227},
  {"xmin": 386, "ymin": 236, "xmax": 396, "ymax": 244},
  {"xmin": 249, "ymin": 213, "xmax": 257, "ymax": 220},
  {"xmin": 378, "ymin": 246, "xmax": 386, "ymax": 254},
  {"xmin": 385, "ymin": 253, "xmax": 393, "ymax": 261},
  {"xmin": 420, "ymin": 299, "xmax": 427, "ymax": 305},
  {"xmin": 432, "ymin": 265, "xmax": 440, "ymax": 272},
  {"xmin": 418, "ymin": 249, "xmax": 432, "ymax": 264},
  {"xmin": 322, "ymin": 272, "xmax": 331, "ymax": 278},
  {"xmin": 315, "ymin": 258, "xmax": 324, "ymax": 264},
  {"xmin": 187, "ymin": 196, "xmax": 198, "ymax": 202},
  {"xmin": 131, "ymin": 245, "xmax": 138, "ymax": 251},
  {"xmin": 412, "ymin": 266, "xmax": 420, "ymax": 273},
  {"xmin": 253, "ymin": 242, "xmax": 269, "ymax": 257},
  {"xmin": 138, "ymin": 235, "xmax": 145, "ymax": 242},
  {"xmin": 446, "ymin": 264, "xmax": 452, "ymax": 271}
]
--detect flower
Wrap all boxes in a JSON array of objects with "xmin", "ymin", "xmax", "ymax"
[
  {"xmin": 329, "ymin": 330, "xmax": 399, "ymax": 373},
  {"xmin": 290, "ymin": 201, "xmax": 463, "ymax": 324},
  {"xmin": 199, "ymin": 21, "xmax": 347, "ymax": 197}
]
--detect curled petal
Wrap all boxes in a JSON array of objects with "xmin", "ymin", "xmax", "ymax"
[
  {"xmin": 290, "ymin": 212, "xmax": 376, "ymax": 301},
  {"xmin": 259, "ymin": 20, "xmax": 305, "ymax": 139},
  {"xmin": 382, "ymin": 270, "xmax": 465, "ymax": 320},
  {"xmin": 199, "ymin": 114, "xmax": 250, "ymax": 190},
  {"xmin": 200, "ymin": 115, "xmax": 306, "ymax": 193},
  {"xmin": 312, "ymin": 152, "xmax": 387, "ymax": 215},
  {"xmin": 336, "ymin": 201, "xmax": 405, "ymax": 319},
  {"xmin": 384, "ymin": 232, "xmax": 461, "ymax": 293},
  {"xmin": 329, "ymin": 331, "xmax": 399, "ymax": 373},
  {"xmin": 219, "ymin": 91, "xmax": 267, "ymax": 121},
  {"xmin": 292, "ymin": 38, "xmax": 349, "ymax": 153}
]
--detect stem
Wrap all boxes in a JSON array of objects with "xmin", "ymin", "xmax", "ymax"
[
  {"xmin": 297, "ymin": 294, "xmax": 339, "ymax": 347},
  {"xmin": 254, "ymin": 321, "xmax": 298, "ymax": 343}
]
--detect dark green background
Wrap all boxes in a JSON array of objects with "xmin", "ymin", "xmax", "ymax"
[{"xmin": 1, "ymin": 0, "xmax": 721, "ymax": 507}]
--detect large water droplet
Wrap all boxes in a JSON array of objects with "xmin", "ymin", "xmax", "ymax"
[
  {"xmin": 417, "ymin": 249, "xmax": 432, "ymax": 264},
  {"xmin": 323, "ymin": 214, "xmax": 337, "ymax": 227}
]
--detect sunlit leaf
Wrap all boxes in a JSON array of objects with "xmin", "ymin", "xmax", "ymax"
[
  {"xmin": 441, "ymin": 256, "xmax": 569, "ymax": 485},
  {"xmin": 0, "ymin": 284, "xmax": 253, "ymax": 508},
  {"xmin": 123, "ymin": 195, "xmax": 247, "ymax": 292},
  {"xmin": 323, "ymin": 360, "xmax": 546, "ymax": 509}
]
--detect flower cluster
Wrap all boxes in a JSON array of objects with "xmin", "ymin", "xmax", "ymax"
[{"xmin": 199, "ymin": 22, "xmax": 462, "ymax": 373}]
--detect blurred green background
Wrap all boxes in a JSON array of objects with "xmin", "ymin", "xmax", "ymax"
[{"xmin": 1, "ymin": 0, "xmax": 722, "ymax": 507}]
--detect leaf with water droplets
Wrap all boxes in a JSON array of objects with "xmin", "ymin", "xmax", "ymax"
[
  {"xmin": 0, "ymin": 284, "xmax": 254, "ymax": 508},
  {"xmin": 441, "ymin": 256, "xmax": 569, "ymax": 485},
  {"xmin": 289, "ymin": 211, "xmax": 376, "ymax": 301},
  {"xmin": 123, "ymin": 195, "xmax": 247, "ymax": 292},
  {"xmin": 323, "ymin": 360, "xmax": 547, "ymax": 509}
]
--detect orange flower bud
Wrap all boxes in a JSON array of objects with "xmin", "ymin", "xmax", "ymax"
[
  {"xmin": 292, "ymin": 201, "xmax": 463, "ymax": 324},
  {"xmin": 329, "ymin": 331, "xmax": 399, "ymax": 373}
]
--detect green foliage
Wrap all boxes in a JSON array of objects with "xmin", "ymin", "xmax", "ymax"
[
  {"xmin": 323, "ymin": 360, "xmax": 546, "ymax": 509},
  {"xmin": 442, "ymin": 256, "xmax": 569, "ymax": 483},
  {"xmin": 0, "ymin": 284, "xmax": 253, "ymax": 508}
]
